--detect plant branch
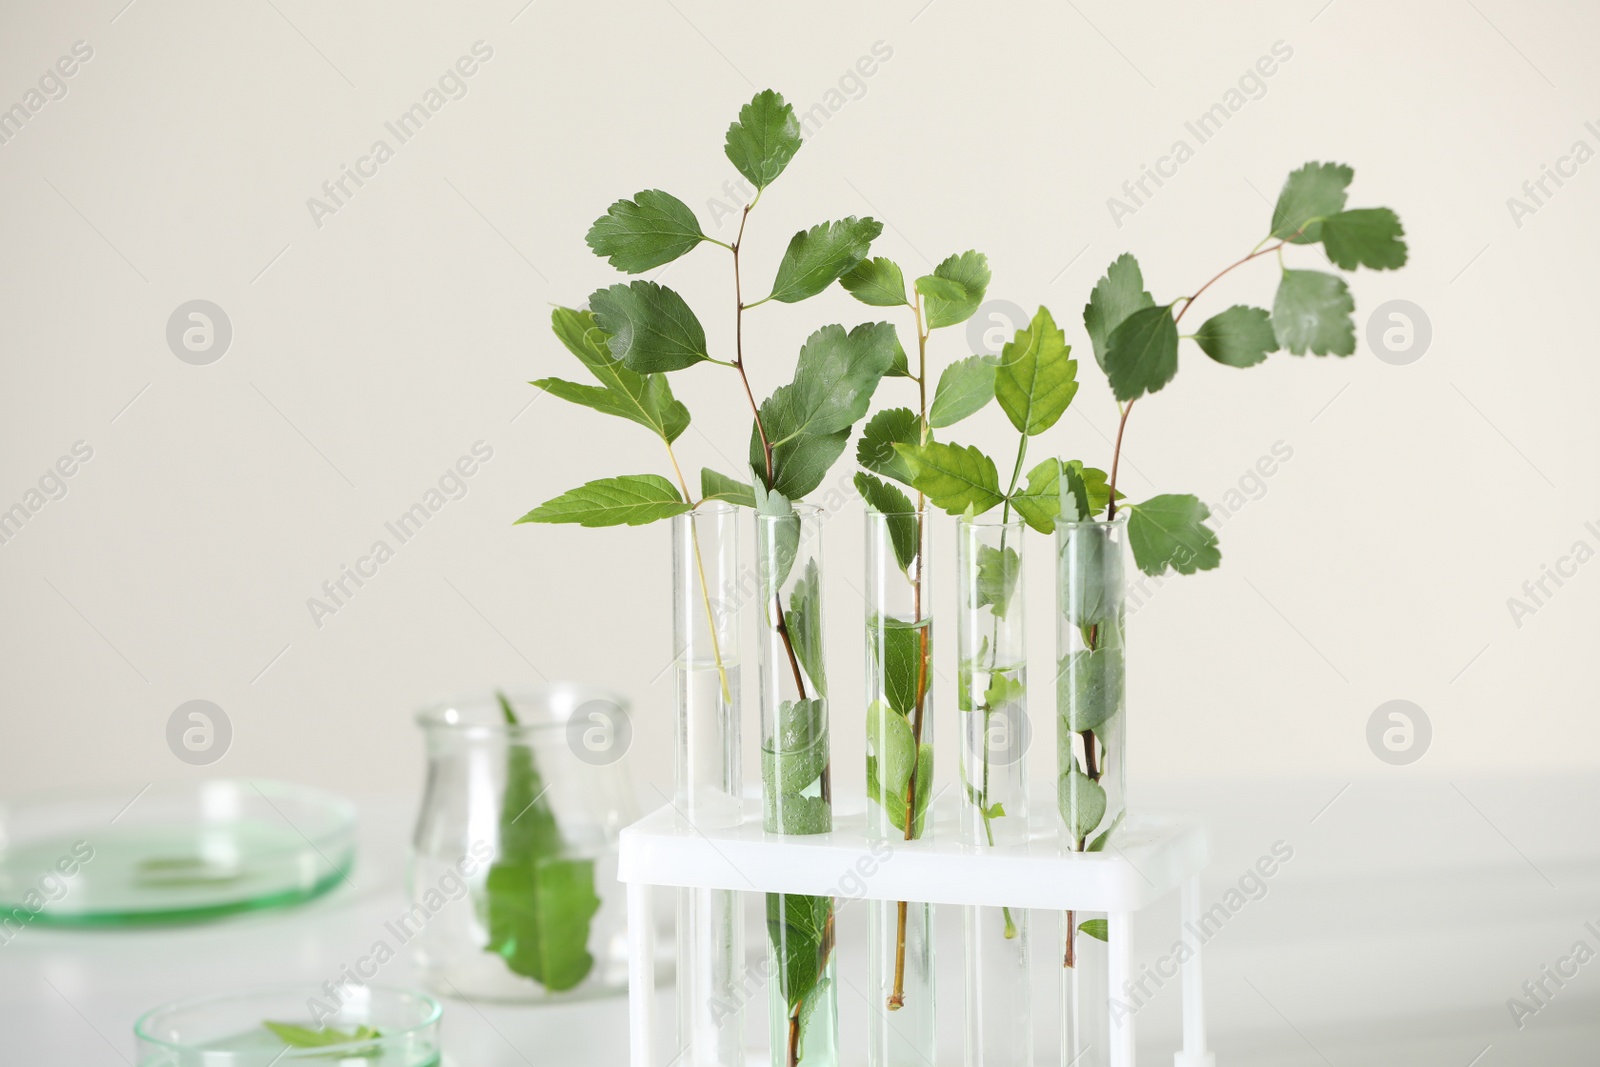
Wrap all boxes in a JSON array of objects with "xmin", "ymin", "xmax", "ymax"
[{"xmin": 664, "ymin": 441, "xmax": 732, "ymax": 704}]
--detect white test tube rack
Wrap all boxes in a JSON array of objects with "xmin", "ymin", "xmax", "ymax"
[{"xmin": 618, "ymin": 795, "xmax": 1218, "ymax": 1067}]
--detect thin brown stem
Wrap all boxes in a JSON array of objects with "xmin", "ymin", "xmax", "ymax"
[
  {"xmin": 888, "ymin": 298, "xmax": 933, "ymax": 1010},
  {"xmin": 1064, "ymin": 909, "xmax": 1077, "ymax": 968},
  {"xmin": 1106, "ymin": 240, "xmax": 1287, "ymax": 518}
]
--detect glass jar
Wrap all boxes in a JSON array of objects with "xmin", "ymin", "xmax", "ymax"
[{"xmin": 410, "ymin": 686, "xmax": 636, "ymax": 1001}]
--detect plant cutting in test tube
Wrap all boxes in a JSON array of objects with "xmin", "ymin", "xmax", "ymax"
[
  {"xmin": 1054, "ymin": 161, "xmax": 1408, "ymax": 967},
  {"xmin": 519, "ymin": 89, "xmax": 900, "ymax": 1067}
]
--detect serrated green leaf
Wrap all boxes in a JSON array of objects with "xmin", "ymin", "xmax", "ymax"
[
  {"xmin": 763, "ymin": 698, "xmax": 829, "ymax": 797},
  {"xmin": 786, "ymin": 558, "xmax": 826, "ymax": 696},
  {"xmin": 766, "ymin": 891, "xmax": 832, "ymax": 1014},
  {"xmin": 725, "ymin": 89, "xmax": 802, "ymax": 190},
  {"xmin": 975, "ymin": 544, "xmax": 1022, "ymax": 619},
  {"xmin": 1058, "ymin": 460, "xmax": 1116, "ymax": 524},
  {"xmin": 929, "ymin": 355, "xmax": 999, "ymax": 428},
  {"xmin": 517, "ymin": 474, "xmax": 690, "ymax": 527},
  {"xmin": 1270, "ymin": 161, "xmax": 1352, "ymax": 243},
  {"xmin": 983, "ymin": 668, "xmax": 1026, "ymax": 710},
  {"xmin": 919, "ymin": 250, "xmax": 991, "ymax": 329},
  {"xmin": 1193, "ymin": 305, "xmax": 1278, "ymax": 368},
  {"xmin": 1077, "ymin": 918, "xmax": 1109, "ymax": 941},
  {"xmin": 1272, "ymin": 270, "xmax": 1356, "ymax": 356},
  {"xmin": 886, "ymin": 335, "xmax": 912, "ymax": 378},
  {"xmin": 767, "ymin": 795, "xmax": 832, "ymax": 836},
  {"xmin": 752, "ymin": 322, "xmax": 897, "ymax": 496},
  {"xmin": 1059, "ymin": 766, "xmax": 1108, "ymax": 844},
  {"xmin": 588, "ymin": 281, "xmax": 710, "ymax": 372},
  {"xmin": 996, "ymin": 306, "xmax": 1077, "ymax": 435},
  {"xmin": 1125, "ymin": 494, "xmax": 1220, "ymax": 576},
  {"xmin": 1318, "ymin": 207, "xmax": 1407, "ymax": 271},
  {"xmin": 857, "ymin": 408, "xmax": 919, "ymax": 485},
  {"xmin": 855, "ymin": 472, "xmax": 918, "ymax": 573},
  {"xmin": 549, "ymin": 307, "xmax": 690, "ymax": 442},
  {"xmin": 1012, "ymin": 458, "xmax": 1064, "ymax": 534},
  {"xmin": 585, "ymin": 189, "xmax": 705, "ymax": 273},
  {"xmin": 896, "ymin": 441, "xmax": 1004, "ymax": 515},
  {"xmin": 700, "ymin": 468, "xmax": 755, "ymax": 507},
  {"xmin": 754, "ymin": 479, "xmax": 800, "ymax": 595},
  {"xmin": 767, "ymin": 217, "xmax": 883, "ymax": 303},
  {"xmin": 1104, "ymin": 304, "xmax": 1179, "ymax": 402},
  {"xmin": 841, "ymin": 257, "xmax": 908, "ymax": 306},
  {"xmin": 1083, "ymin": 253, "xmax": 1156, "ymax": 371}
]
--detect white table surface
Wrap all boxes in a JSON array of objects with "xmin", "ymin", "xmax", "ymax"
[{"xmin": 4, "ymin": 773, "xmax": 1597, "ymax": 1065}]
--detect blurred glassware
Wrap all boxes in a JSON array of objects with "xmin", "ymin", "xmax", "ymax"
[{"xmin": 411, "ymin": 685, "xmax": 637, "ymax": 1002}]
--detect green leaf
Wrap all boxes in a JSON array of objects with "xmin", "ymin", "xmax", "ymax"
[
  {"xmin": 1083, "ymin": 253, "xmax": 1155, "ymax": 371},
  {"xmin": 786, "ymin": 558, "xmax": 826, "ymax": 696},
  {"xmin": 1125, "ymin": 494, "xmax": 1221, "ymax": 576},
  {"xmin": 1318, "ymin": 207, "xmax": 1408, "ymax": 271},
  {"xmin": 1059, "ymin": 642, "xmax": 1124, "ymax": 733},
  {"xmin": 1059, "ymin": 765, "xmax": 1108, "ymax": 843},
  {"xmin": 1104, "ymin": 305, "xmax": 1178, "ymax": 402},
  {"xmin": 484, "ymin": 696, "xmax": 600, "ymax": 990},
  {"xmin": 1193, "ymin": 305, "xmax": 1278, "ymax": 369},
  {"xmin": 549, "ymin": 307, "xmax": 689, "ymax": 442},
  {"xmin": 1087, "ymin": 810, "xmax": 1124, "ymax": 852},
  {"xmin": 872, "ymin": 618, "xmax": 928, "ymax": 718},
  {"xmin": 1077, "ymin": 918, "xmax": 1109, "ymax": 942},
  {"xmin": 753, "ymin": 479, "xmax": 800, "ymax": 595},
  {"xmin": 1012, "ymin": 458, "xmax": 1065, "ymax": 535},
  {"xmin": 755, "ymin": 428, "xmax": 848, "ymax": 500},
  {"xmin": 766, "ymin": 892, "xmax": 832, "ymax": 1014},
  {"xmin": 585, "ymin": 190, "xmax": 704, "ymax": 273},
  {"xmin": 866, "ymin": 700, "xmax": 917, "ymax": 796},
  {"xmin": 868, "ymin": 741, "xmax": 932, "ymax": 837},
  {"xmin": 725, "ymin": 89, "xmax": 802, "ymax": 191},
  {"xmin": 854, "ymin": 472, "xmax": 918, "ymax": 573},
  {"xmin": 975, "ymin": 544, "xmax": 1021, "ymax": 619},
  {"xmin": 995, "ymin": 306, "xmax": 1078, "ymax": 435},
  {"xmin": 1271, "ymin": 161, "xmax": 1352, "ymax": 243},
  {"xmin": 917, "ymin": 250, "xmax": 991, "ymax": 329},
  {"xmin": 775, "ymin": 322, "xmax": 900, "ymax": 436},
  {"xmin": 1272, "ymin": 270, "xmax": 1356, "ymax": 356},
  {"xmin": 767, "ymin": 794, "xmax": 831, "ymax": 835},
  {"xmin": 767, "ymin": 217, "xmax": 883, "ymax": 304},
  {"xmin": 262, "ymin": 1021, "xmax": 381, "ymax": 1049},
  {"xmin": 752, "ymin": 322, "xmax": 898, "ymax": 497},
  {"xmin": 886, "ymin": 336, "xmax": 912, "ymax": 378},
  {"xmin": 517, "ymin": 474, "xmax": 690, "ymax": 527},
  {"xmin": 1058, "ymin": 460, "xmax": 1116, "ymax": 523},
  {"xmin": 763, "ymin": 699, "xmax": 829, "ymax": 797},
  {"xmin": 928, "ymin": 355, "xmax": 999, "ymax": 428},
  {"xmin": 700, "ymin": 468, "xmax": 755, "ymax": 508},
  {"xmin": 588, "ymin": 281, "xmax": 710, "ymax": 372},
  {"xmin": 895, "ymin": 441, "xmax": 1004, "ymax": 515},
  {"xmin": 1059, "ymin": 516, "xmax": 1123, "ymax": 624},
  {"xmin": 856, "ymin": 407, "xmax": 920, "ymax": 486},
  {"xmin": 840, "ymin": 257, "xmax": 908, "ymax": 306},
  {"xmin": 983, "ymin": 669, "xmax": 1026, "ymax": 711}
]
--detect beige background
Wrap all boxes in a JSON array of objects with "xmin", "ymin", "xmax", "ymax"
[
  {"xmin": 3, "ymin": 0, "xmax": 1596, "ymax": 805},
  {"xmin": 1, "ymin": 1, "xmax": 1596, "ymax": 838}
]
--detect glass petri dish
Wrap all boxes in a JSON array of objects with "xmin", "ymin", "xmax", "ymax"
[
  {"xmin": 0, "ymin": 779, "xmax": 356, "ymax": 925},
  {"xmin": 134, "ymin": 984, "xmax": 442, "ymax": 1066}
]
